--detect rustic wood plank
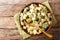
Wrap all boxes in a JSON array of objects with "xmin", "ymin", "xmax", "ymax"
[
  {"xmin": 49, "ymin": 0, "xmax": 60, "ymax": 3},
  {"xmin": 0, "ymin": 25, "xmax": 17, "ymax": 29},
  {"xmin": 52, "ymin": 4, "xmax": 60, "ymax": 16},
  {"xmin": 0, "ymin": 0, "xmax": 60, "ymax": 16},
  {"xmin": 0, "ymin": 17, "xmax": 15, "ymax": 26},
  {"xmin": 0, "ymin": 29, "xmax": 23, "ymax": 40},
  {"xmin": 0, "ymin": 4, "xmax": 26, "ymax": 16},
  {"xmin": 0, "ymin": 0, "xmax": 60, "ymax": 5},
  {"xmin": 0, "ymin": 0, "xmax": 35, "ymax": 5},
  {"xmin": 34, "ymin": 0, "xmax": 60, "ymax": 3}
]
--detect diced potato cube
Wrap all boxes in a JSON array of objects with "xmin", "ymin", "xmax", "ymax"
[
  {"xmin": 23, "ymin": 26, "xmax": 26, "ymax": 29},
  {"xmin": 33, "ymin": 30, "xmax": 37, "ymax": 35},
  {"xmin": 21, "ymin": 22, "xmax": 24, "ymax": 25},
  {"xmin": 29, "ymin": 4, "xmax": 34, "ymax": 9},
  {"xmin": 26, "ymin": 18, "xmax": 32, "ymax": 23},
  {"xmin": 23, "ymin": 14, "xmax": 27, "ymax": 19},
  {"xmin": 37, "ymin": 30, "xmax": 41, "ymax": 34},
  {"xmin": 48, "ymin": 21, "xmax": 52, "ymax": 25}
]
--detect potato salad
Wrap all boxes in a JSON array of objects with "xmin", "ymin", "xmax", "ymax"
[{"xmin": 19, "ymin": 3, "xmax": 52, "ymax": 35}]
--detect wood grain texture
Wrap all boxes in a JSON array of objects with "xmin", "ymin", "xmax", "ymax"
[
  {"xmin": 0, "ymin": 0, "xmax": 60, "ymax": 40},
  {"xmin": 0, "ymin": 0, "xmax": 60, "ymax": 16}
]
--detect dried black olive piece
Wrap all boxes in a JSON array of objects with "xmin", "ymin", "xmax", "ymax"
[
  {"xmin": 41, "ymin": 16, "xmax": 45, "ymax": 19},
  {"xmin": 34, "ymin": 3, "xmax": 39, "ymax": 7},
  {"xmin": 21, "ymin": 25, "xmax": 23, "ymax": 27},
  {"xmin": 39, "ymin": 26, "xmax": 43, "ymax": 28},
  {"xmin": 26, "ymin": 16, "xmax": 29, "ymax": 19},
  {"xmin": 22, "ymin": 20, "xmax": 24, "ymax": 22},
  {"xmin": 27, "ymin": 8, "xmax": 30, "ymax": 11},
  {"xmin": 37, "ymin": 30, "xmax": 39, "ymax": 32},
  {"xmin": 24, "ymin": 22, "xmax": 26, "ymax": 26},
  {"xmin": 43, "ymin": 21, "xmax": 47, "ymax": 23},
  {"xmin": 30, "ymin": 21, "xmax": 33, "ymax": 23},
  {"xmin": 35, "ymin": 18, "xmax": 39, "ymax": 21},
  {"xmin": 49, "ymin": 18, "xmax": 52, "ymax": 21},
  {"xmin": 37, "ymin": 4, "xmax": 39, "ymax": 7},
  {"xmin": 37, "ymin": 10, "xmax": 40, "ymax": 13}
]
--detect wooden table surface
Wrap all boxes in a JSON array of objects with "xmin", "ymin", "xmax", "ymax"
[{"xmin": 0, "ymin": 0, "xmax": 60, "ymax": 40}]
